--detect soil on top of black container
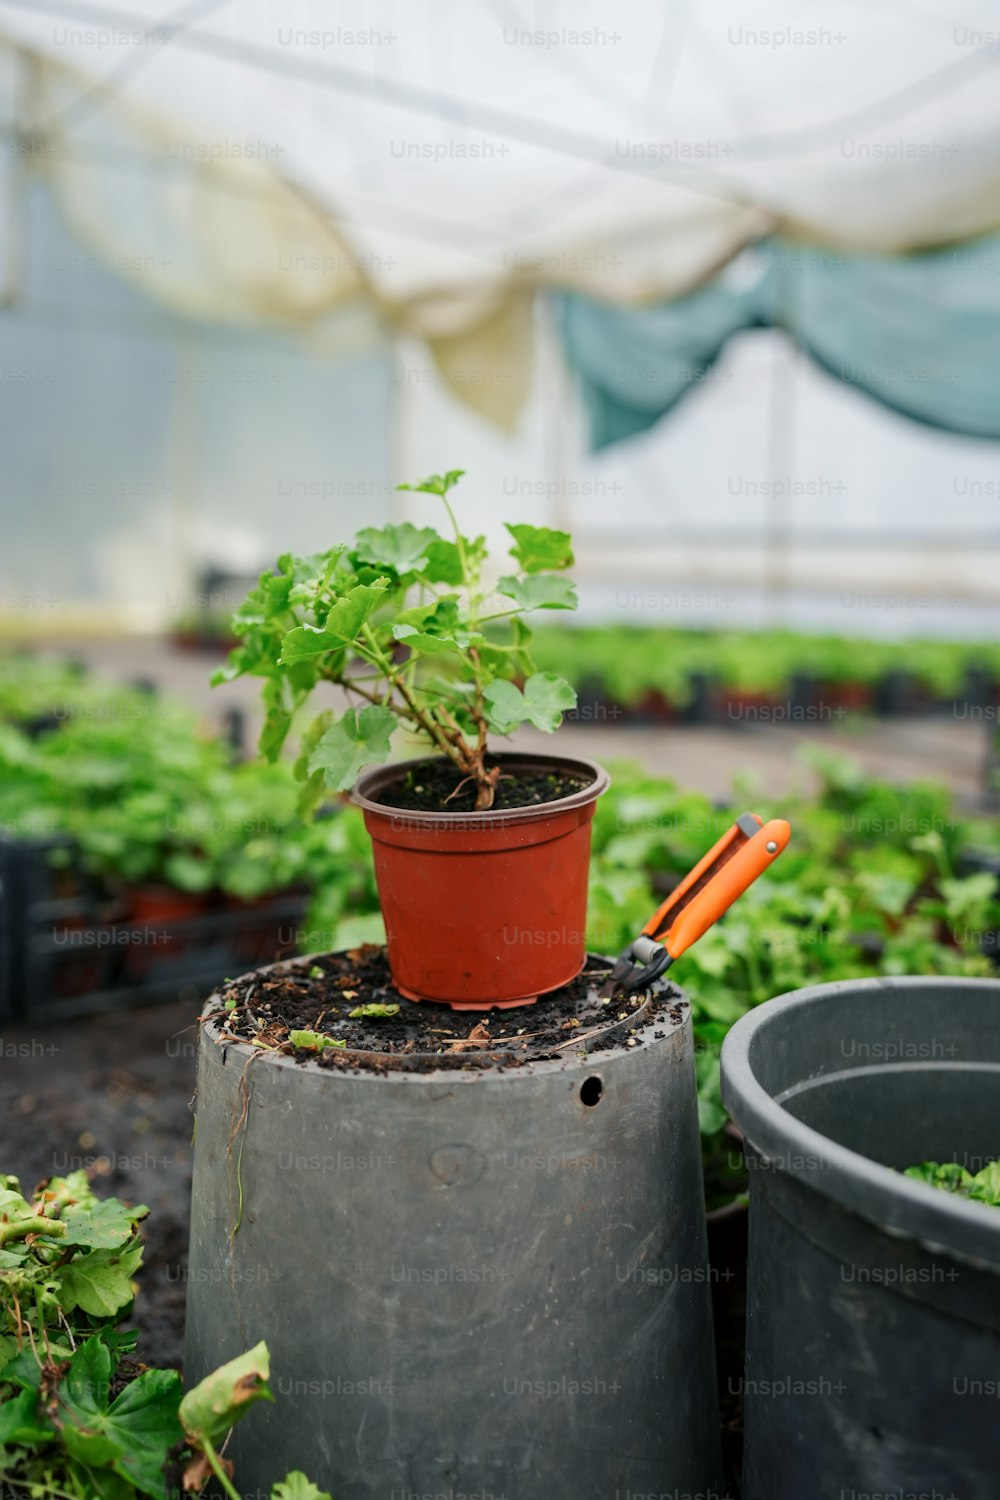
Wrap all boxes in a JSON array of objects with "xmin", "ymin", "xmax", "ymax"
[
  {"xmin": 211, "ymin": 946, "xmax": 684, "ymax": 1074},
  {"xmin": 371, "ymin": 758, "xmax": 591, "ymax": 813}
]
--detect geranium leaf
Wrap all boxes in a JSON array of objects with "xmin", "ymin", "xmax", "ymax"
[
  {"xmin": 272, "ymin": 1474, "xmax": 333, "ymax": 1500},
  {"xmin": 482, "ymin": 679, "xmax": 526, "ymax": 735},
  {"xmin": 58, "ymin": 1241, "xmax": 143, "ymax": 1318},
  {"xmin": 179, "ymin": 1341, "xmax": 273, "ymax": 1448},
  {"xmin": 521, "ymin": 673, "xmax": 577, "ymax": 731},
  {"xmin": 280, "ymin": 582, "xmax": 389, "ymax": 662},
  {"xmin": 505, "ymin": 523, "xmax": 574, "ymax": 573},
  {"xmin": 60, "ymin": 1197, "xmax": 148, "ymax": 1250},
  {"xmin": 307, "ymin": 706, "xmax": 396, "ymax": 791},
  {"xmin": 288, "ymin": 1030, "xmax": 347, "ymax": 1051},
  {"xmin": 354, "ymin": 523, "xmax": 440, "ymax": 575},
  {"xmin": 496, "ymin": 574, "xmax": 578, "ymax": 611}
]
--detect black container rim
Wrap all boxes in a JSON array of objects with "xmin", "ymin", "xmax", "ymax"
[
  {"xmin": 721, "ymin": 976, "xmax": 1000, "ymax": 1271},
  {"xmin": 351, "ymin": 752, "xmax": 610, "ymax": 829},
  {"xmin": 202, "ymin": 952, "xmax": 687, "ymax": 1081}
]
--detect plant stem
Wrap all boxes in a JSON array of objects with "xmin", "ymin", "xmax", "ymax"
[
  {"xmin": 394, "ymin": 676, "xmax": 468, "ymax": 771},
  {"xmin": 431, "ymin": 493, "xmax": 494, "ymax": 803},
  {"xmin": 440, "ymin": 492, "xmax": 469, "ymax": 586},
  {"xmin": 341, "ymin": 676, "xmax": 417, "ymax": 722},
  {"xmin": 200, "ymin": 1436, "xmax": 243, "ymax": 1500},
  {"xmin": 0, "ymin": 1216, "xmax": 66, "ymax": 1246},
  {"xmin": 476, "ymin": 607, "xmax": 524, "ymax": 625}
]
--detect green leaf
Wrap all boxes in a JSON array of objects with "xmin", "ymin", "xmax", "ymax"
[
  {"xmin": 259, "ymin": 704, "xmax": 294, "ymax": 761},
  {"xmin": 59, "ymin": 1241, "xmax": 143, "ymax": 1318},
  {"xmin": 307, "ymin": 706, "xmax": 396, "ymax": 791},
  {"xmin": 483, "ymin": 673, "xmax": 576, "ymax": 734},
  {"xmin": 179, "ymin": 1341, "xmax": 273, "ymax": 1448},
  {"xmin": 272, "ymin": 1474, "xmax": 332, "ymax": 1500},
  {"xmin": 280, "ymin": 582, "xmax": 390, "ymax": 662},
  {"xmin": 354, "ymin": 523, "xmax": 440, "ymax": 575},
  {"xmin": 0, "ymin": 1336, "xmax": 30, "ymax": 1376},
  {"xmin": 505, "ymin": 523, "xmax": 574, "ymax": 573},
  {"xmin": 293, "ymin": 709, "xmax": 334, "ymax": 818},
  {"xmin": 941, "ymin": 872, "xmax": 997, "ymax": 923},
  {"xmin": 394, "ymin": 598, "xmax": 462, "ymax": 633},
  {"xmin": 0, "ymin": 1386, "xmax": 54, "ymax": 1445},
  {"xmin": 1, "ymin": 1347, "xmax": 45, "ymax": 1388},
  {"xmin": 211, "ymin": 657, "xmax": 245, "ymax": 685},
  {"xmin": 163, "ymin": 851, "xmax": 214, "ymax": 893},
  {"xmin": 904, "ymin": 1161, "xmax": 970, "ymax": 1192},
  {"xmin": 422, "ymin": 538, "xmax": 464, "ymax": 584},
  {"xmin": 73, "ymin": 1466, "xmax": 135, "ymax": 1500},
  {"xmin": 106, "ymin": 1368, "xmax": 185, "ymax": 1497},
  {"xmin": 391, "ymin": 624, "xmax": 481, "ymax": 656},
  {"xmin": 60, "ymin": 1196, "xmax": 148, "ymax": 1249},
  {"xmin": 348, "ymin": 1003, "xmax": 400, "ymax": 1019},
  {"xmin": 397, "ymin": 469, "xmax": 465, "ymax": 497},
  {"xmin": 391, "ymin": 625, "xmax": 460, "ymax": 656},
  {"xmin": 698, "ymin": 1096, "xmax": 729, "ymax": 1136},
  {"xmin": 56, "ymin": 1337, "xmax": 122, "ymax": 1467},
  {"xmin": 481, "ymin": 679, "xmax": 525, "ymax": 735},
  {"xmin": 53, "ymin": 1338, "xmax": 184, "ymax": 1499},
  {"xmin": 970, "ymin": 1159, "xmax": 1000, "ymax": 1207},
  {"xmin": 496, "ymin": 574, "xmax": 578, "ymax": 611},
  {"xmin": 289, "ymin": 1029, "xmax": 347, "ymax": 1051},
  {"xmin": 855, "ymin": 869, "xmax": 915, "ymax": 918},
  {"xmin": 522, "ymin": 673, "xmax": 577, "ymax": 730},
  {"xmin": 272, "ymin": 1474, "xmax": 333, "ymax": 1500}
]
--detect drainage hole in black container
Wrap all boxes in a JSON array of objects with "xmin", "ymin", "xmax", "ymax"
[{"xmin": 580, "ymin": 1076, "xmax": 603, "ymax": 1107}]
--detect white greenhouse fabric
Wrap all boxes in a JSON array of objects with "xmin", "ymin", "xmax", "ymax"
[{"xmin": 3, "ymin": 0, "xmax": 1000, "ymax": 422}]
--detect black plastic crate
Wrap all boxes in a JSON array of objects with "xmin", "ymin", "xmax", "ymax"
[{"xmin": 0, "ymin": 833, "xmax": 307, "ymax": 1023}]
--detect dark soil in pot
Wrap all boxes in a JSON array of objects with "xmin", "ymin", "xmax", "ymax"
[
  {"xmin": 371, "ymin": 756, "xmax": 590, "ymax": 812},
  {"xmin": 215, "ymin": 946, "xmax": 686, "ymax": 1072}
]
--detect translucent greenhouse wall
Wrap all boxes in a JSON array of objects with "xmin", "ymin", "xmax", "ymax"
[
  {"xmin": 393, "ymin": 316, "xmax": 1000, "ymax": 642},
  {"xmin": 0, "ymin": 181, "xmax": 393, "ymax": 632},
  {"xmin": 3, "ymin": 183, "xmax": 1000, "ymax": 640}
]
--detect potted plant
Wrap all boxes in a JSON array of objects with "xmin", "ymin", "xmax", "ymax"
[
  {"xmin": 185, "ymin": 473, "xmax": 725, "ymax": 1497},
  {"xmin": 213, "ymin": 468, "xmax": 609, "ymax": 1007}
]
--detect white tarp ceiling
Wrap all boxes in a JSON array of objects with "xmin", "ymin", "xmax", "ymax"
[{"xmin": 3, "ymin": 0, "xmax": 1000, "ymax": 423}]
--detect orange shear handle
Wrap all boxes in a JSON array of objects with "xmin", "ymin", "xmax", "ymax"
[
  {"xmin": 641, "ymin": 813, "xmax": 763, "ymax": 943},
  {"xmin": 662, "ymin": 818, "xmax": 791, "ymax": 960}
]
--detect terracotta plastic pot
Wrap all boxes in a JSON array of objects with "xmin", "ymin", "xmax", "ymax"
[
  {"xmin": 124, "ymin": 884, "xmax": 211, "ymax": 979},
  {"xmin": 352, "ymin": 752, "xmax": 609, "ymax": 1007},
  {"xmin": 127, "ymin": 884, "xmax": 211, "ymax": 925}
]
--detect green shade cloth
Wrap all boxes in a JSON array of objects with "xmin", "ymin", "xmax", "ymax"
[{"xmin": 556, "ymin": 236, "xmax": 1000, "ymax": 448}]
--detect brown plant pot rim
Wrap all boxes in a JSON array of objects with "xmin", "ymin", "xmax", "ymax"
[{"xmin": 351, "ymin": 750, "xmax": 610, "ymax": 829}]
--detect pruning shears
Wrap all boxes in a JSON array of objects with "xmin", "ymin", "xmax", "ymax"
[{"xmin": 599, "ymin": 813, "xmax": 791, "ymax": 996}]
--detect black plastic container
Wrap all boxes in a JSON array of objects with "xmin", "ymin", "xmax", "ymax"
[
  {"xmin": 721, "ymin": 976, "xmax": 1000, "ymax": 1500},
  {"xmin": 185, "ymin": 955, "xmax": 724, "ymax": 1498}
]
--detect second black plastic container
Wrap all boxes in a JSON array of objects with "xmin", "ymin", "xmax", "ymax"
[{"xmin": 721, "ymin": 976, "xmax": 1000, "ymax": 1500}]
